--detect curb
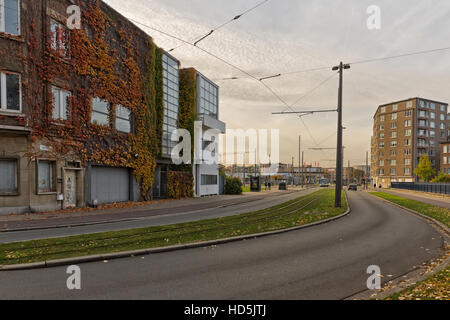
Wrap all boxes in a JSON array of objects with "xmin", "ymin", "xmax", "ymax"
[
  {"xmin": 0, "ymin": 192, "xmax": 351, "ymax": 271},
  {"xmin": 368, "ymin": 192, "xmax": 450, "ymax": 236}
]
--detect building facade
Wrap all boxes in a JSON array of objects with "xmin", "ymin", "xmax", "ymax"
[
  {"xmin": 371, "ymin": 98, "xmax": 449, "ymax": 188},
  {"xmin": 440, "ymin": 141, "xmax": 450, "ymax": 174},
  {"xmin": 0, "ymin": 0, "xmax": 194, "ymax": 214},
  {"xmin": 184, "ymin": 69, "xmax": 226, "ymax": 197}
]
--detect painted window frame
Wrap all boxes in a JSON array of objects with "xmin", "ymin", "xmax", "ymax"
[
  {"xmin": 0, "ymin": 0, "xmax": 21, "ymax": 35},
  {"xmin": 50, "ymin": 18, "xmax": 69, "ymax": 57},
  {"xmin": 36, "ymin": 159, "xmax": 57, "ymax": 195},
  {"xmin": 51, "ymin": 85, "xmax": 71, "ymax": 120},
  {"xmin": 0, "ymin": 71, "xmax": 22, "ymax": 113},
  {"xmin": 0, "ymin": 157, "xmax": 19, "ymax": 195},
  {"xmin": 114, "ymin": 104, "xmax": 132, "ymax": 134},
  {"xmin": 91, "ymin": 97, "xmax": 110, "ymax": 127}
]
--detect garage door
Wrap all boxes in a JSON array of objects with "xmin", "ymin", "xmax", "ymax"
[{"xmin": 91, "ymin": 167, "xmax": 130, "ymax": 204}]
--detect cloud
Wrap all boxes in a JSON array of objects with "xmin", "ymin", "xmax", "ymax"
[{"xmin": 104, "ymin": 0, "xmax": 450, "ymax": 165}]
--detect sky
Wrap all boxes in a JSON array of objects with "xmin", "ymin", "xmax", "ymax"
[{"xmin": 104, "ymin": 0, "xmax": 450, "ymax": 167}]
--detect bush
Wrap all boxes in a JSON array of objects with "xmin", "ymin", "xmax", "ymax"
[
  {"xmin": 167, "ymin": 171, "xmax": 194, "ymax": 199},
  {"xmin": 431, "ymin": 172, "xmax": 450, "ymax": 183},
  {"xmin": 225, "ymin": 177, "xmax": 243, "ymax": 195}
]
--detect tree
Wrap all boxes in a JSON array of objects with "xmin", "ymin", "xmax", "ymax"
[
  {"xmin": 353, "ymin": 169, "xmax": 365, "ymax": 183},
  {"xmin": 414, "ymin": 155, "xmax": 436, "ymax": 182},
  {"xmin": 431, "ymin": 172, "xmax": 450, "ymax": 183}
]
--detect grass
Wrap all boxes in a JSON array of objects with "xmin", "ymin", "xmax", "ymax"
[
  {"xmin": 242, "ymin": 185, "xmax": 251, "ymax": 193},
  {"xmin": 370, "ymin": 192, "xmax": 450, "ymax": 227},
  {"xmin": 387, "ymin": 267, "xmax": 450, "ymax": 300},
  {"xmin": 0, "ymin": 189, "xmax": 347, "ymax": 266}
]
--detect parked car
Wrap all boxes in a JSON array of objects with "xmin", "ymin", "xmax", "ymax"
[{"xmin": 348, "ymin": 184, "xmax": 358, "ymax": 191}]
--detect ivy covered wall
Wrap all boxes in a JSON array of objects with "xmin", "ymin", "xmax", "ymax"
[{"xmin": 21, "ymin": 0, "xmax": 167, "ymax": 200}]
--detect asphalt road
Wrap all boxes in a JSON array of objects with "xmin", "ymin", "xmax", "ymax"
[
  {"xmin": 0, "ymin": 191, "xmax": 444, "ymax": 300},
  {"xmin": 0, "ymin": 189, "xmax": 315, "ymax": 243}
]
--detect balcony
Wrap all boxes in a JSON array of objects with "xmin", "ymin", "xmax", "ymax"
[{"xmin": 197, "ymin": 113, "xmax": 226, "ymax": 133}]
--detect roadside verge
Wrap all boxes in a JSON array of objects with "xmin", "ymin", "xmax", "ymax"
[{"xmin": 0, "ymin": 190, "xmax": 350, "ymax": 271}]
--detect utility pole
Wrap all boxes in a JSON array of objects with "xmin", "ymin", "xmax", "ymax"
[
  {"xmin": 298, "ymin": 136, "xmax": 301, "ymax": 186},
  {"xmin": 366, "ymin": 151, "xmax": 370, "ymax": 190},
  {"xmin": 302, "ymin": 151, "xmax": 305, "ymax": 187},
  {"xmin": 291, "ymin": 156, "xmax": 295, "ymax": 185},
  {"xmin": 333, "ymin": 62, "xmax": 350, "ymax": 208}
]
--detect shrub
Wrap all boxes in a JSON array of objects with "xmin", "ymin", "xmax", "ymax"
[
  {"xmin": 167, "ymin": 171, "xmax": 194, "ymax": 199},
  {"xmin": 225, "ymin": 177, "xmax": 243, "ymax": 195},
  {"xmin": 431, "ymin": 172, "xmax": 450, "ymax": 183}
]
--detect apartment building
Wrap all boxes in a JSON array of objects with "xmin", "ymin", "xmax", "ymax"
[
  {"xmin": 371, "ymin": 98, "xmax": 449, "ymax": 188},
  {"xmin": 0, "ymin": 0, "xmax": 198, "ymax": 213},
  {"xmin": 440, "ymin": 141, "xmax": 450, "ymax": 174}
]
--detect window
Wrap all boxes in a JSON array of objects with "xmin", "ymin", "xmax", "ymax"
[
  {"xmin": 379, "ymin": 125, "xmax": 384, "ymax": 130},
  {"xmin": 430, "ymin": 103, "xmax": 436, "ymax": 110},
  {"xmin": 391, "ymin": 113, "xmax": 397, "ymax": 120},
  {"xmin": 441, "ymin": 105, "xmax": 447, "ymax": 112},
  {"xmin": 418, "ymin": 139, "xmax": 427, "ymax": 147},
  {"xmin": 419, "ymin": 110, "xmax": 427, "ymax": 118},
  {"xmin": 390, "ymin": 168, "xmax": 396, "ymax": 175},
  {"xmin": 0, "ymin": 72, "xmax": 21, "ymax": 112},
  {"xmin": 405, "ymin": 110, "xmax": 412, "ymax": 117},
  {"xmin": 441, "ymin": 114, "xmax": 445, "ymax": 121},
  {"xmin": 379, "ymin": 142, "xmax": 385, "ymax": 148},
  {"xmin": 444, "ymin": 157, "xmax": 448, "ymax": 165},
  {"xmin": 201, "ymin": 175, "xmax": 218, "ymax": 186},
  {"xmin": 419, "ymin": 100, "xmax": 425, "ymax": 108},
  {"xmin": 406, "ymin": 101, "xmax": 413, "ymax": 109},
  {"xmin": 0, "ymin": 159, "xmax": 18, "ymax": 194},
  {"xmin": 391, "ymin": 122, "xmax": 397, "ymax": 129},
  {"xmin": 430, "ymin": 131, "xmax": 435, "ymax": 138},
  {"xmin": 91, "ymin": 98, "xmax": 109, "ymax": 126},
  {"xmin": 37, "ymin": 160, "xmax": 56, "ymax": 193},
  {"xmin": 390, "ymin": 150, "xmax": 396, "ymax": 156},
  {"xmin": 404, "ymin": 158, "xmax": 411, "ymax": 165},
  {"xmin": 0, "ymin": 0, "xmax": 20, "ymax": 35},
  {"xmin": 379, "ymin": 133, "xmax": 385, "ymax": 139},
  {"xmin": 404, "ymin": 168, "xmax": 411, "ymax": 175},
  {"xmin": 378, "ymin": 160, "xmax": 384, "ymax": 166},
  {"xmin": 391, "ymin": 132, "xmax": 397, "ymax": 139},
  {"xmin": 404, "ymin": 120, "xmax": 412, "ymax": 127},
  {"xmin": 444, "ymin": 145, "xmax": 448, "ymax": 154},
  {"xmin": 419, "ymin": 120, "xmax": 427, "ymax": 127},
  {"xmin": 404, "ymin": 149, "xmax": 411, "ymax": 155},
  {"xmin": 390, "ymin": 160, "xmax": 397, "ymax": 166},
  {"xmin": 430, "ymin": 112, "xmax": 436, "ymax": 119},
  {"xmin": 405, "ymin": 129, "xmax": 411, "ymax": 137},
  {"xmin": 115, "ymin": 105, "xmax": 131, "ymax": 133},
  {"xmin": 419, "ymin": 129, "xmax": 427, "ymax": 137},
  {"xmin": 50, "ymin": 19, "xmax": 68, "ymax": 57},
  {"xmin": 405, "ymin": 139, "xmax": 411, "ymax": 146},
  {"xmin": 390, "ymin": 141, "xmax": 397, "ymax": 147},
  {"xmin": 380, "ymin": 107, "xmax": 386, "ymax": 113},
  {"xmin": 430, "ymin": 121, "xmax": 436, "ymax": 129},
  {"xmin": 162, "ymin": 53, "xmax": 179, "ymax": 157},
  {"xmin": 380, "ymin": 115, "xmax": 385, "ymax": 122},
  {"xmin": 392, "ymin": 104, "xmax": 398, "ymax": 111},
  {"xmin": 441, "ymin": 123, "xmax": 445, "ymax": 130},
  {"xmin": 51, "ymin": 86, "xmax": 70, "ymax": 120},
  {"xmin": 199, "ymin": 75, "xmax": 219, "ymax": 119}
]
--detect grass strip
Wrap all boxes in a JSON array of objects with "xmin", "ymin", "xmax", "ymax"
[
  {"xmin": 386, "ymin": 267, "xmax": 450, "ymax": 300},
  {"xmin": 370, "ymin": 192, "xmax": 450, "ymax": 228},
  {"xmin": 0, "ymin": 189, "xmax": 346, "ymax": 265}
]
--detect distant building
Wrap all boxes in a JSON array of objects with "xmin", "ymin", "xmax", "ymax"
[
  {"xmin": 440, "ymin": 141, "xmax": 450, "ymax": 174},
  {"xmin": 371, "ymin": 98, "xmax": 449, "ymax": 188}
]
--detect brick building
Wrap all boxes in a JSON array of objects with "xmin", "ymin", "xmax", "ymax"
[
  {"xmin": 0, "ymin": 0, "xmax": 212, "ymax": 213},
  {"xmin": 371, "ymin": 98, "xmax": 449, "ymax": 188}
]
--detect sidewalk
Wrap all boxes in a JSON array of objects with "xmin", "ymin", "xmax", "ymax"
[{"xmin": 0, "ymin": 188, "xmax": 303, "ymax": 232}]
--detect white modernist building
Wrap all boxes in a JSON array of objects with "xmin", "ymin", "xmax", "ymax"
[{"xmin": 193, "ymin": 71, "xmax": 226, "ymax": 197}]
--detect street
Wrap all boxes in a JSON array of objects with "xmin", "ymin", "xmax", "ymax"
[
  {"xmin": 0, "ymin": 191, "xmax": 444, "ymax": 300},
  {"xmin": 0, "ymin": 189, "xmax": 315, "ymax": 243}
]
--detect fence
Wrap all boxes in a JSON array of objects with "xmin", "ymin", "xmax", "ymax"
[{"xmin": 391, "ymin": 182, "xmax": 450, "ymax": 195}]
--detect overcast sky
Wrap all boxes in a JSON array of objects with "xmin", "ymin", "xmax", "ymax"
[{"xmin": 104, "ymin": 0, "xmax": 450, "ymax": 167}]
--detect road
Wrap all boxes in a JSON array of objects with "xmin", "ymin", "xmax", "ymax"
[
  {"xmin": 0, "ymin": 189, "xmax": 315, "ymax": 243},
  {"xmin": 0, "ymin": 191, "xmax": 444, "ymax": 300}
]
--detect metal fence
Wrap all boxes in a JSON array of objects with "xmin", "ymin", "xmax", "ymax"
[{"xmin": 391, "ymin": 182, "xmax": 450, "ymax": 195}]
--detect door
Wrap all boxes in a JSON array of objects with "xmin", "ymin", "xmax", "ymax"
[
  {"xmin": 65, "ymin": 170, "xmax": 77, "ymax": 208},
  {"xmin": 91, "ymin": 166, "xmax": 130, "ymax": 204}
]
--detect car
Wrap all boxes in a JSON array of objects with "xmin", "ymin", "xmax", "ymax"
[{"xmin": 348, "ymin": 184, "xmax": 358, "ymax": 191}]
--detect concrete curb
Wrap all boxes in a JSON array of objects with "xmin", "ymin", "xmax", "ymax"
[
  {"xmin": 0, "ymin": 192, "xmax": 351, "ymax": 271},
  {"xmin": 368, "ymin": 192, "xmax": 450, "ymax": 236}
]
